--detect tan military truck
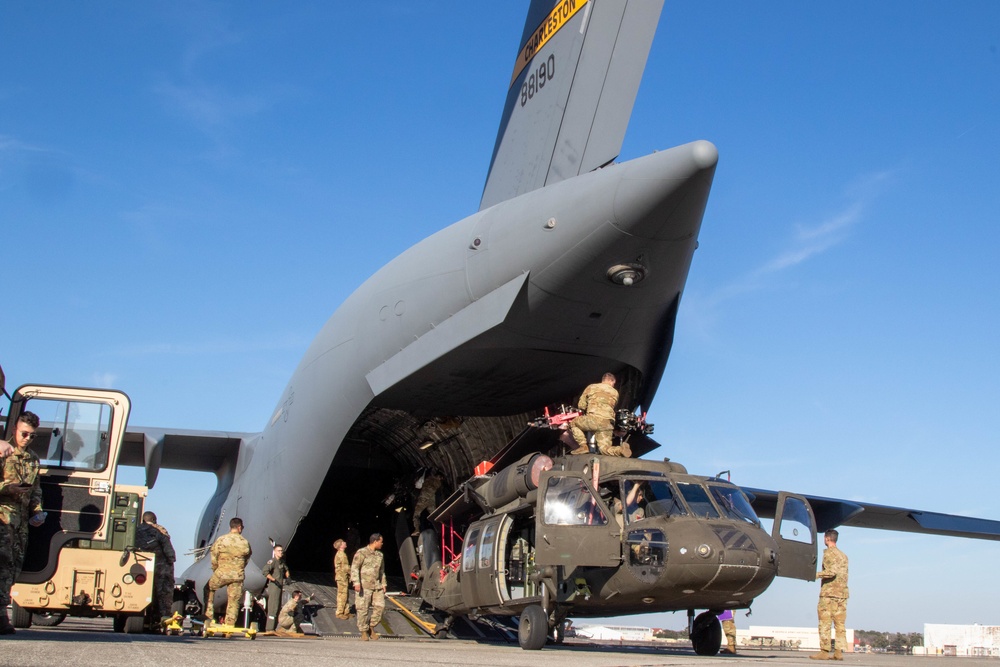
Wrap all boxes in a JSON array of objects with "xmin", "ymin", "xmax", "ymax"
[{"xmin": 2, "ymin": 377, "xmax": 157, "ymax": 633}]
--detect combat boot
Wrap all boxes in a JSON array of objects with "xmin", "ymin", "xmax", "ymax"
[
  {"xmin": 360, "ymin": 628, "xmax": 370, "ymax": 641},
  {"xmin": 832, "ymin": 649, "xmax": 843, "ymax": 660},
  {"xmin": 369, "ymin": 627, "xmax": 380, "ymax": 640},
  {"xmin": 809, "ymin": 650, "xmax": 831, "ymax": 660},
  {"xmin": 0, "ymin": 611, "xmax": 16, "ymax": 635}
]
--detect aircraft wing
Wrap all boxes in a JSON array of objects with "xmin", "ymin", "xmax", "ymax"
[
  {"xmin": 744, "ymin": 487, "xmax": 1000, "ymax": 542},
  {"xmin": 119, "ymin": 425, "xmax": 256, "ymax": 489}
]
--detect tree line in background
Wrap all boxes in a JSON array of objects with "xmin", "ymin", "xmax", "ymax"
[{"xmin": 855, "ymin": 630, "xmax": 924, "ymax": 651}]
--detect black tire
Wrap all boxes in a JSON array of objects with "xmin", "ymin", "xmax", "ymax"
[
  {"xmin": 10, "ymin": 602, "xmax": 32, "ymax": 628},
  {"xmin": 124, "ymin": 614, "xmax": 145, "ymax": 634},
  {"xmin": 31, "ymin": 612, "xmax": 66, "ymax": 627},
  {"xmin": 690, "ymin": 611, "xmax": 722, "ymax": 656},
  {"xmin": 518, "ymin": 605, "xmax": 548, "ymax": 651},
  {"xmin": 113, "ymin": 614, "xmax": 126, "ymax": 633}
]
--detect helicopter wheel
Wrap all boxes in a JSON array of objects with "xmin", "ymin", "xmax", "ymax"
[
  {"xmin": 518, "ymin": 605, "xmax": 548, "ymax": 650},
  {"xmin": 690, "ymin": 611, "xmax": 722, "ymax": 656}
]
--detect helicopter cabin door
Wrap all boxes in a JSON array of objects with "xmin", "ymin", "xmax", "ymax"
[
  {"xmin": 771, "ymin": 491, "xmax": 818, "ymax": 580},
  {"xmin": 535, "ymin": 470, "xmax": 620, "ymax": 567},
  {"xmin": 459, "ymin": 516, "xmax": 508, "ymax": 609}
]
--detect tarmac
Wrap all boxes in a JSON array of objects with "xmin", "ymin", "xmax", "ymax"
[{"xmin": 1, "ymin": 618, "xmax": 996, "ymax": 667}]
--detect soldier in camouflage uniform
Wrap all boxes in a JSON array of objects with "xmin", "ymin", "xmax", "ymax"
[
  {"xmin": 411, "ymin": 470, "xmax": 443, "ymax": 535},
  {"xmin": 0, "ymin": 411, "xmax": 47, "ymax": 635},
  {"xmin": 810, "ymin": 529, "xmax": 849, "ymax": 661},
  {"xmin": 261, "ymin": 544, "xmax": 290, "ymax": 631},
  {"xmin": 134, "ymin": 511, "xmax": 176, "ymax": 622},
  {"xmin": 569, "ymin": 373, "xmax": 631, "ymax": 457},
  {"xmin": 351, "ymin": 533, "xmax": 387, "ymax": 640},
  {"xmin": 333, "ymin": 538, "xmax": 352, "ymax": 619},
  {"xmin": 717, "ymin": 609, "xmax": 737, "ymax": 655},
  {"xmin": 276, "ymin": 589, "xmax": 306, "ymax": 635},
  {"xmin": 204, "ymin": 517, "xmax": 252, "ymax": 626}
]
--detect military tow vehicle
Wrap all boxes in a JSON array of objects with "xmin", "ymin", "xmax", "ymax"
[{"xmin": 2, "ymin": 368, "xmax": 156, "ymax": 632}]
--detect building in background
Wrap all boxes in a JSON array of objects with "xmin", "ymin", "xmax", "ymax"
[
  {"xmin": 574, "ymin": 624, "xmax": 653, "ymax": 642},
  {"xmin": 924, "ymin": 624, "xmax": 1000, "ymax": 657},
  {"xmin": 737, "ymin": 626, "xmax": 855, "ymax": 653}
]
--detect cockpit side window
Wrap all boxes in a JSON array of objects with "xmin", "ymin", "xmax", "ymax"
[
  {"xmin": 709, "ymin": 484, "xmax": 761, "ymax": 527},
  {"xmin": 542, "ymin": 476, "xmax": 607, "ymax": 526},
  {"xmin": 677, "ymin": 482, "xmax": 721, "ymax": 519},
  {"xmin": 777, "ymin": 496, "xmax": 813, "ymax": 544}
]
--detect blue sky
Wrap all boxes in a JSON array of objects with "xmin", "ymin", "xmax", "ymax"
[{"xmin": 2, "ymin": 2, "xmax": 998, "ymax": 634}]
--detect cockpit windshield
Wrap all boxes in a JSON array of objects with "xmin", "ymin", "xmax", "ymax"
[{"xmin": 708, "ymin": 484, "xmax": 761, "ymax": 527}]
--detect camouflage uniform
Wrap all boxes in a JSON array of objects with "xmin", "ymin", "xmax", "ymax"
[
  {"xmin": 0, "ymin": 443, "xmax": 43, "ymax": 609},
  {"xmin": 569, "ymin": 382, "xmax": 622, "ymax": 455},
  {"xmin": 816, "ymin": 543, "xmax": 849, "ymax": 655},
  {"xmin": 334, "ymin": 549, "xmax": 351, "ymax": 617},
  {"xmin": 261, "ymin": 555, "xmax": 289, "ymax": 631},
  {"xmin": 412, "ymin": 473, "xmax": 443, "ymax": 533},
  {"xmin": 134, "ymin": 520, "xmax": 176, "ymax": 620},
  {"xmin": 718, "ymin": 609, "xmax": 737, "ymax": 654},
  {"xmin": 277, "ymin": 596, "xmax": 302, "ymax": 632},
  {"xmin": 205, "ymin": 531, "xmax": 252, "ymax": 625},
  {"xmin": 350, "ymin": 545, "xmax": 386, "ymax": 635}
]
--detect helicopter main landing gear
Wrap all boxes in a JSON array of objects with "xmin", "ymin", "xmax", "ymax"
[
  {"xmin": 518, "ymin": 604, "xmax": 548, "ymax": 650},
  {"xmin": 689, "ymin": 609, "xmax": 722, "ymax": 656}
]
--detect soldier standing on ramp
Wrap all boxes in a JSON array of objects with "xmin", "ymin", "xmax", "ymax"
[
  {"xmin": 261, "ymin": 544, "xmax": 290, "ymax": 632},
  {"xmin": 411, "ymin": 470, "xmax": 443, "ymax": 535},
  {"xmin": 333, "ymin": 538, "xmax": 352, "ymax": 619},
  {"xmin": 135, "ymin": 511, "xmax": 176, "ymax": 624},
  {"xmin": 351, "ymin": 533, "xmax": 387, "ymax": 641},
  {"xmin": 204, "ymin": 517, "xmax": 252, "ymax": 627}
]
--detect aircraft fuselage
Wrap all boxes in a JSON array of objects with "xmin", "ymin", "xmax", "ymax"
[{"xmin": 185, "ymin": 141, "xmax": 718, "ymax": 594}]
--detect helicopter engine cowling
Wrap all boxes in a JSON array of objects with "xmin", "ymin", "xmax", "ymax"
[{"xmin": 479, "ymin": 453, "xmax": 553, "ymax": 511}]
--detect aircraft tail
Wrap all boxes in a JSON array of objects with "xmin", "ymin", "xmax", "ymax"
[{"xmin": 480, "ymin": 0, "xmax": 665, "ymax": 210}]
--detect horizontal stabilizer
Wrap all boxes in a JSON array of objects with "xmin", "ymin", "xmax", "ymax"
[{"xmin": 746, "ymin": 487, "xmax": 1000, "ymax": 541}]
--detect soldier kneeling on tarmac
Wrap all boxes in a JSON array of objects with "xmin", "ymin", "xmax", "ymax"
[{"xmin": 275, "ymin": 590, "xmax": 308, "ymax": 636}]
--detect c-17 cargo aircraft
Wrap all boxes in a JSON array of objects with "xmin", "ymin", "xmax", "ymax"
[{"xmin": 6, "ymin": 0, "xmax": 1000, "ymax": 651}]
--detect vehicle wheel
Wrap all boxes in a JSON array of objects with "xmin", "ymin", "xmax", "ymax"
[
  {"xmin": 518, "ymin": 605, "xmax": 548, "ymax": 650},
  {"xmin": 31, "ymin": 612, "xmax": 66, "ymax": 627},
  {"xmin": 124, "ymin": 614, "xmax": 145, "ymax": 634},
  {"xmin": 10, "ymin": 602, "xmax": 32, "ymax": 628},
  {"xmin": 690, "ymin": 611, "xmax": 722, "ymax": 656}
]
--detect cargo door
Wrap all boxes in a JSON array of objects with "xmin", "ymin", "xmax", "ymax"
[
  {"xmin": 5, "ymin": 385, "xmax": 131, "ymax": 584},
  {"xmin": 771, "ymin": 491, "xmax": 817, "ymax": 580},
  {"xmin": 535, "ymin": 471, "xmax": 620, "ymax": 567}
]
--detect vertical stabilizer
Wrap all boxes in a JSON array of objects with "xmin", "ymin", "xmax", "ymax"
[{"xmin": 480, "ymin": 0, "xmax": 665, "ymax": 210}]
